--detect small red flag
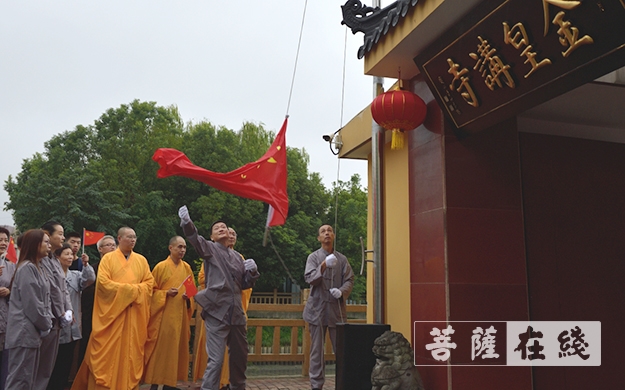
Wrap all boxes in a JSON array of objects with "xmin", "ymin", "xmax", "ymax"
[
  {"xmin": 83, "ymin": 229, "xmax": 106, "ymax": 246},
  {"xmin": 6, "ymin": 237, "xmax": 17, "ymax": 263},
  {"xmin": 182, "ymin": 275, "xmax": 197, "ymax": 298},
  {"xmin": 152, "ymin": 118, "xmax": 289, "ymax": 226}
]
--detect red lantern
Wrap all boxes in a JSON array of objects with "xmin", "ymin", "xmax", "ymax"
[{"xmin": 371, "ymin": 89, "xmax": 427, "ymax": 150}]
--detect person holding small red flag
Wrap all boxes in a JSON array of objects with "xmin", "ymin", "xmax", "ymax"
[
  {"xmin": 66, "ymin": 231, "xmax": 88, "ymax": 271},
  {"xmin": 0, "ymin": 228, "xmax": 17, "ymax": 264},
  {"xmin": 0, "ymin": 227, "xmax": 16, "ymax": 390},
  {"xmin": 143, "ymin": 236, "xmax": 195, "ymax": 390}
]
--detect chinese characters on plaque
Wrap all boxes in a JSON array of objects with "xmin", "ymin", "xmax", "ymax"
[
  {"xmin": 445, "ymin": 0, "xmax": 590, "ymax": 110},
  {"xmin": 414, "ymin": 321, "xmax": 600, "ymax": 366},
  {"xmin": 414, "ymin": 0, "xmax": 625, "ymax": 132}
]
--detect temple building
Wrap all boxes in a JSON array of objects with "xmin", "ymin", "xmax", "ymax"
[{"xmin": 338, "ymin": 0, "xmax": 624, "ymax": 388}]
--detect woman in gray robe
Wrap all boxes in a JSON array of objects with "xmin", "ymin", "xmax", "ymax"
[
  {"xmin": 47, "ymin": 243, "xmax": 94, "ymax": 390},
  {"xmin": 5, "ymin": 229, "xmax": 54, "ymax": 390}
]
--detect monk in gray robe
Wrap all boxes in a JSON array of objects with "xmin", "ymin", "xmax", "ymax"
[
  {"xmin": 38, "ymin": 221, "xmax": 73, "ymax": 390},
  {"xmin": 178, "ymin": 206, "xmax": 259, "ymax": 390},
  {"xmin": 303, "ymin": 224, "xmax": 354, "ymax": 390}
]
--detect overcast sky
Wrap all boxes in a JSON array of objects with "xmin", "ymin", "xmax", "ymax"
[{"xmin": 0, "ymin": 1, "xmax": 393, "ymax": 227}]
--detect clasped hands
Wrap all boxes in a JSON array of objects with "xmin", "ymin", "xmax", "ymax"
[
  {"xmin": 166, "ymin": 288, "xmax": 189, "ymax": 300},
  {"xmin": 42, "ymin": 310, "xmax": 73, "ymax": 336}
]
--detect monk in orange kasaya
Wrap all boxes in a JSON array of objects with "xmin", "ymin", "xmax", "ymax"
[
  {"xmin": 143, "ymin": 236, "xmax": 195, "ymax": 390},
  {"xmin": 71, "ymin": 227, "xmax": 154, "ymax": 390}
]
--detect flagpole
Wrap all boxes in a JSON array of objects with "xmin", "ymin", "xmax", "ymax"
[
  {"xmin": 371, "ymin": 0, "xmax": 385, "ymax": 326},
  {"xmin": 82, "ymin": 228, "xmax": 86, "ymax": 255},
  {"xmin": 262, "ymin": 205, "xmax": 275, "ymax": 247},
  {"xmin": 262, "ymin": 227, "xmax": 270, "ymax": 247},
  {"xmin": 177, "ymin": 274, "xmax": 191, "ymax": 289}
]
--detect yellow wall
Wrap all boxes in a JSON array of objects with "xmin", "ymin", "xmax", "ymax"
[
  {"xmin": 364, "ymin": 140, "xmax": 412, "ymax": 340},
  {"xmin": 382, "ymin": 142, "xmax": 411, "ymax": 339}
]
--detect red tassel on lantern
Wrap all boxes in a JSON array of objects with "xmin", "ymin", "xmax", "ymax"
[{"xmin": 371, "ymin": 89, "xmax": 427, "ymax": 150}]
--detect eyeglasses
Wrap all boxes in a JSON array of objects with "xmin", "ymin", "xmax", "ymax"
[{"xmin": 100, "ymin": 243, "xmax": 116, "ymax": 248}]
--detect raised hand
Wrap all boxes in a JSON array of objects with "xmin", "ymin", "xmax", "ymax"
[{"xmin": 178, "ymin": 205, "xmax": 191, "ymax": 224}]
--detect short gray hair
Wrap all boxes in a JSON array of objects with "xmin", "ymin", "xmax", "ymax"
[{"xmin": 97, "ymin": 235, "xmax": 116, "ymax": 249}]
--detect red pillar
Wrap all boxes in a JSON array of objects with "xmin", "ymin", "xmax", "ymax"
[{"xmin": 409, "ymin": 77, "xmax": 531, "ymax": 390}]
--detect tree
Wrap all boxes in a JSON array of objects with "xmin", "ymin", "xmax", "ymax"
[
  {"xmin": 5, "ymin": 100, "xmax": 184, "ymax": 262},
  {"xmin": 4, "ymin": 100, "xmax": 368, "ymax": 300}
]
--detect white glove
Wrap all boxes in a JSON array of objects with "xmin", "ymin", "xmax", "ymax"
[
  {"xmin": 325, "ymin": 254, "xmax": 337, "ymax": 268},
  {"xmin": 244, "ymin": 259, "xmax": 257, "ymax": 273},
  {"xmin": 60, "ymin": 310, "xmax": 73, "ymax": 326},
  {"xmin": 330, "ymin": 288, "xmax": 342, "ymax": 299},
  {"xmin": 178, "ymin": 205, "xmax": 191, "ymax": 224},
  {"xmin": 40, "ymin": 328, "xmax": 51, "ymax": 338}
]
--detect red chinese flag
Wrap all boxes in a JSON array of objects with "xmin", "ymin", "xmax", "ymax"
[
  {"xmin": 152, "ymin": 118, "xmax": 289, "ymax": 226},
  {"xmin": 6, "ymin": 237, "xmax": 17, "ymax": 263},
  {"xmin": 182, "ymin": 275, "xmax": 198, "ymax": 298},
  {"xmin": 83, "ymin": 229, "xmax": 106, "ymax": 246}
]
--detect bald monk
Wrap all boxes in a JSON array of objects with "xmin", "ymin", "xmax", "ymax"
[
  {"xmin": 179, "ymin": 206, "xmax": 258, "ymax": 390},
  {"xmin": 192, "ymin": 227, "xmax": 252, "ymax": 389},
  {"xmin": 71, "ymin": 227, "xmax": 154, "ymax": 390},
  {"xmin": 143, "ymin": 236, "xmax": 195, "ymax": 390}
]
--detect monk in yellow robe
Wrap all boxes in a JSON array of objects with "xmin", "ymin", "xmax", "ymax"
[
  {"xmin": 143, "ymin": 236, "xmax": 195, "ymax": 389},
  {"xmin": 192, "ymin": 227, "xmax": 252, "ymax": 389},
  {"xmin": 71, "ymin": 227, "xmax": 154, "ymax": 390}
]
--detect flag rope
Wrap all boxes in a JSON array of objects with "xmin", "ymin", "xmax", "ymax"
[
  {"xmin": 332, "ymin": 27, "xmax": 350, "ymax": 252},
  {"xmin": 267, "ymin": 230, "xmax": 298, "ymax": 287},
  {"xmin": 285, "ymin": 0, "xmax": 308, "ymax": 116}
]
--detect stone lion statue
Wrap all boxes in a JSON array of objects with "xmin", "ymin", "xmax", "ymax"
[{"xmin": 371, "ymin": 330, "xmax": 425, "ymax": 390}]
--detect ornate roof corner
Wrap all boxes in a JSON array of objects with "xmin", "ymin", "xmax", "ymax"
[{"xmin": 341, "ymin": 0, "xmax": 419, "ymax": 59}]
